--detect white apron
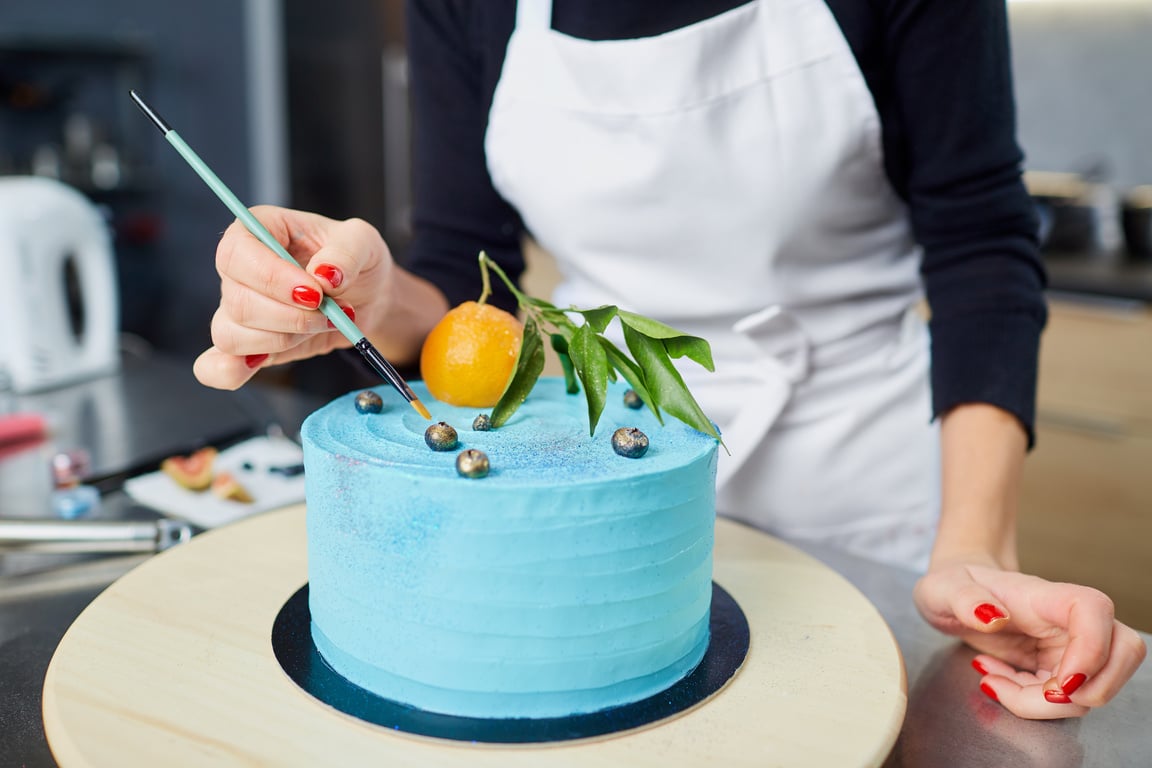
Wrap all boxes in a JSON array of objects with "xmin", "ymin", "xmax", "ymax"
[{"xmin": 485, "ymin": 0, "xmax": 941, "ymax": 570}]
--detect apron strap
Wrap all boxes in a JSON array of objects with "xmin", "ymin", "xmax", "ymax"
[{"xmin": 516, "ymin": 0, "xmax": 553, "ymax": 30}]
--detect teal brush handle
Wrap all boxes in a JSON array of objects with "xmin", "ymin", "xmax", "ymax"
[{"xmin": 163, "ymin": 130, "xmax": 360, "ymax": 342}]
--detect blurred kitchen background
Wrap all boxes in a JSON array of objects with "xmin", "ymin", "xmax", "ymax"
[{"xmin": 0, "ymin": 0, "xmax": 1150, "ymax": 627}]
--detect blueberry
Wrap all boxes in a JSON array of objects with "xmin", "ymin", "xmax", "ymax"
[
  {"xmin": 424, "ymin": 422, "xmax": 459, "ymax": 451},
  {"xmin": 611, "ymin": 427, "xmax": 649, "ymax": 459},
  {"xmin": 456, "ymin": 448, "xmax": 490, "ymax": 478},
  {"xmin": 472, "ymin": 413, "xmax": 492, "ymax": 431},
  {"xmin": 355, "ymin": 390, "xmax": 384, "ymax": 414},
  {"xmin": 623, "ymin": 389, "xmax": 643, "ymax": 410}
]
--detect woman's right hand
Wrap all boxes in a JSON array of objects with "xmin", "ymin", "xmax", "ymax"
[{"xmin": 193, "ymin": 206, "xmax": 396, "ymax": 391}]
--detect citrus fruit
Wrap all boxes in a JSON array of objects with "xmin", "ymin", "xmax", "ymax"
[
  {"xmin": 161, "ymin": 447, "xmax": 217, "ymax": 491},
  {"xmin": 420, "ymin": 301, "xmax": 524, "ymax": 407},
  {"xmin": 211, "ymin": 471, "xmax": 254, "ymax": 503}
]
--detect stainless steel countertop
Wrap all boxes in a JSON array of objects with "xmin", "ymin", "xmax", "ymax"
[{"xmin": 2, "ymin": 355, "xmax": 1149, "ymax": 767}]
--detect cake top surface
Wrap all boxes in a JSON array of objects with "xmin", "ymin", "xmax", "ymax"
[{"xmin": 302, "ymin": 377, "xmax": 718, "ymax": 486}]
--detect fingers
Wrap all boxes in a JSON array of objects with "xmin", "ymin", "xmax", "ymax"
[
  {"xmin": 978, "ymin": 676, "xmax": 1091, "ymax": 720},
  {"xmin": 971, "ymin": 655, "xmax": 1090, "ymax": 719},
  {"xmin": 1035, "ymin": 586, "xmax": 1116, "ymax": 704},
  {"xmin": 215, "ymin": 283, "xmax": 334, "ymax": 351},
  {"xmin": 217, "ymin": 220, "xmax": 326, "ymax": 316},
  {"xmin": 1053, "ymin": 621, "xmax": 1147, "ymax": 708},
  {"xmin": 970, "ymin": 617, "xmax": 1147, "ymax": 718},
  {"xmin": 984, "ymin": 575, "xmax": 1143, "ymax": 708}
]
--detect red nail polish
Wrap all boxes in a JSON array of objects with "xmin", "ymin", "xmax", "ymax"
[
  {"xmin": 974, "ymin": 603, "xmax": 1007, "ymax": 624},
  {"xmin": 1044, "ymin": 689, "xmax": 1072, "ymax": 704},
  {"xmin": 292, "ymin": 286, "xmax": 322, "ymax": 309},
  {"xmin": 980, "ymin": 681, "xmax": 998, "ymax": 702},
  {"xmin": 971, "ymin": 659, "xmax": 988, "ymax": 676},
  {"xmin": 314, "ymin": 264, "xmax": 343, "ymax": 288},
  {"xmin": 245, "ymin": 354, "xmax": 268, "ymax": 369},
  {"xmin": 1061, "ymin": 673, "xmax": 1087, "ymax": 695}
]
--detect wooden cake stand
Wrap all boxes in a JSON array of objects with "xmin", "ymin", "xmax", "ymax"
[{"xmin": 43, "ymin": 506, "xmax": 906, "ymax": 767}]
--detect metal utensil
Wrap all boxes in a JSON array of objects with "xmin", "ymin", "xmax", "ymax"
[{"xmin": 0, "ymin": 518, "xmax": 192, "ymax": 554}]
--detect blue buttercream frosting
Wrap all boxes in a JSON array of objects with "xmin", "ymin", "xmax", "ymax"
[{"xmin": 302, "ymin": 377, "xmax": 719, "ymax": 718}]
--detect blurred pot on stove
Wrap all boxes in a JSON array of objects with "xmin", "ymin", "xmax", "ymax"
[
  {"xmin": 1121, "ymin": 186, "xmax": 1152, "ymax": 262},
  {"xmin": 1026, "ymin": 171, "xmax": 1118, "ymax": 255}
]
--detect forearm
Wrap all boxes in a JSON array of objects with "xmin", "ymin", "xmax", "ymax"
[{"xmin": 931, "ymin": 403, "xmax": 1028, "ymax": 571}]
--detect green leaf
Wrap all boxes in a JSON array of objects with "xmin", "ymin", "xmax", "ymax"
[
  {"xmin": 491, "ymin": 316, "xmax": 546, "ymax": 428},
  {"xmin": 623, "ymin": 325, "xmax": 721, "ymax": 443},
  {"xmin": 662, "ymin": 336, "xmax": 716, "ymax": 372},
  {"xmin": 597, "ymin": 336, "xmax": 662, "ymax": 424},
  {"xmin": 617, "ymin": 310, "xmax": 715, "ymax": 372},
  {"xmin": 567, "ymin": 323, "xmax": 610, "ymax": 435},
  {"xmin": 550, "ymin": 333, "xmax": 580, "ymax": 394},
  {"xmin": 578, "ymin": 305, "xmax": 618, "ymax": 334}
]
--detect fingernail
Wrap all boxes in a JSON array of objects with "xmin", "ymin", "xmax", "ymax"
[
  {"xmin": 1061, "ymin": 673, "xmax": 1087, "ymax": 695},
  {"xmin": 974, "ymin": 603, "xmax": 1007, "ymax": 625},
  {"xmin": 1044, "ymin": 689, "xmax": 1072, "ymax": 704},
  {"xmin": 971, "ymin": 659, "xmax": 988, "ymax": 676},
  {"xmin": 314, "ymin": 264, "xmax": 343, "ymax": 288},
  {"xmin": 292, "ymin": 286, "xmax": 322, "ymax": 309},
  {"xmin": 327, "ymin": 305, "xmax": 355, "ymax": 328},
  {"xmin": 980, "ymin": 681, "xmax": 998, "ymax": 702},
  {"xmin": 245, "ymin": 354, "xmax": 268, "ymax": 369}
]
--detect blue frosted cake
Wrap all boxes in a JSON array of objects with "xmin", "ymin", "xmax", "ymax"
[{"xmin": 301, "ymin": 377, "xmax": 719, "ymax": 719}]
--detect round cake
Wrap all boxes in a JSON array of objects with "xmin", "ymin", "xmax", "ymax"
[{"xmin": 301, "ymin": 377, "xmax": 719, "ymax": 719}]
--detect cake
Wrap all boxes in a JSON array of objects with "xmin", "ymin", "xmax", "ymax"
[{"xmin": 301, "ymin": 377, "xmax": 719, "ymax": 719}]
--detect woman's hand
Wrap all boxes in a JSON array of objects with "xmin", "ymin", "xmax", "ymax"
[
  {"xmin": 913, "ymin": 561, "xmax": 1147, "ymax": 719},
  {"xmin": 193, "ymin": 206, "xmax": 448, "ymax": 390}
]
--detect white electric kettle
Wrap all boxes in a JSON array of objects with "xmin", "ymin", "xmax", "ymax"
[{"xmin": 0, "ymin": 176, "xmax": 120, "ymax": 393}]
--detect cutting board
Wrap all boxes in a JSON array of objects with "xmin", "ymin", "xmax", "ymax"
[{"xmin": 43, "ymin": 506, "xmax": 906, "ymax": 767}]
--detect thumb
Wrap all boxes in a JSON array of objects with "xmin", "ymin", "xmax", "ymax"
[
  {"xmin": 915, "ymin": 566, "xmax": 1011, "ymax": 635},
  {"xmin": 948, "ymin": 577, "xmax": 1011, "ymax": 634}
]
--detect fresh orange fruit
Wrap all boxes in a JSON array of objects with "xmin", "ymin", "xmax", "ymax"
[{"xmin": 420, "ymin": 301, "xmax": 523, "ymax": 407}]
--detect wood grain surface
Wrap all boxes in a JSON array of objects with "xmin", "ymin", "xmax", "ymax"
[{"xmin": 43, "ymin": 506, "xmax": 905, "ymax": 767}]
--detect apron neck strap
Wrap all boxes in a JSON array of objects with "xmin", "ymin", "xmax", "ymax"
[{"xmin": 515, "ymin": 0, "xmax": 553, "ymax": 30}]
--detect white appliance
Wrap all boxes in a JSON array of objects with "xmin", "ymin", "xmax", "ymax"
[{"xmin": 0, "ymin": 176, "xmax": 120, "ymax": 393}]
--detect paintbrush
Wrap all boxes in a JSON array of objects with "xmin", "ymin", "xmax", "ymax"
[{"xmin": 129, "ymin": 90, "xmax": 430, "ymax": 420}]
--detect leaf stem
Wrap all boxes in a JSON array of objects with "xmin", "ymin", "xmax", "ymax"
[
  {"xmin": 477, "ymin": 251, "xmax": 493, "ymax": 305},
  {"xmin": 480, "ymin": 251, "xmax": 528, "ymax": 306}
]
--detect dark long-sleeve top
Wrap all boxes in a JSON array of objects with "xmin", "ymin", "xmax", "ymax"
[{"xmin": 403, "ymin": 0, "xmax": 1048, "ymax": 443}]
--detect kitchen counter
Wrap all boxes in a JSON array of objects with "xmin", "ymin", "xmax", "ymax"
[
  {"xmin": 1045, "ymin": 251, "xmax": 1152, "ymax": 304},
  {"xmin": 3, "ymin": 355, "xmax": 1150, "ymax": 767}
]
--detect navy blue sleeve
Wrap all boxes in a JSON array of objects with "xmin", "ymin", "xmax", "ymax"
[
  {"xmin": 871, "ymin": 0, "xmax": 1048, "ymax": 444},
  {"xmin": 404, "ymin": 0, "xmax": 524, "ymax": 315}
]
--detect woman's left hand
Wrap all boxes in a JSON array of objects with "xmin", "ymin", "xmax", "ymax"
[{"xmin": 913, "ymin": 562, "xmax": 1147, "ymax": 719}]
